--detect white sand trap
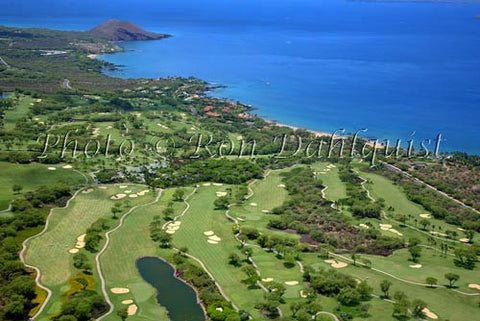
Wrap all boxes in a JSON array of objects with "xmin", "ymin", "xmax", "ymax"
[
  {"xmin": 170, "ymin": 221, "xmax": 182, "ymax": 226},
  {"xmin": 430, "ymin": 231, "xmax": 447, "ymax": 237},
  {"xmin": 111, "ymin": 288, "xmax": 130, "ymax": 294},
  {"xmin": 213, "ymin": 183, "xmax": 223, "ymax": 186},
  {"xmin": 324, "ymin": 259, "xmax": 348, "ymax": 268},
  {"xmin": 262, "ymin": 278, "xmax": 274, "ymax": 282},
  {"xmin": 204, "ymin": 231, "xmax": 215, "ymax": 236},
  {"xmin": 137, "ymin": 190, "xmax": 150, "ymax": 196},
  {"xmin": 125, "ymin": 190, "xmax": 132, "ymax": 194},
  {"xmin": 389, "ymin": 228, "xmax": 403, "ymax": 236},
  {"xmin": 459, "ymin": 238, "xmax": 470, "ymax": 243},
  {"xmin": 359, "ymin": 223, "xmax": 370, "ymax": 229},
  {"xmin": 319, "ymin": 172, "xmax": 327, "ymax": 175},
  {"xmin": 75, "ymin": 242, "xmax": 85, "ymax": 249},
  {"xmin": 77, "ymin": 234, "xmax": 86, "ymax": 242},
  {"xmin": 203, "ymin": 183, "xmax": 211, "ymax": 186},
  {"xmin": 129, "ymin": 194, "xmax": 138, "ymax": 198},
  {"xmin": 119, "ymin": 185, "xmax": 128, "ymax": 189},
  {"xmin": 98, "ymin": 186, "xmax": 108, "ymax": 190},
  {"xmin": 127, "ymin": 304, "xmax": 138, "ymax": 316},
  {"xmin": 420, "ymin": 213, "xmax": 432, "ymax": 219},
  {"xmin": 277, "ymin": 184, "xmax": 286, "ymax": 188},
  {"xmin": 216, "ymin": 191, "xmax": 228, "ymax": 197},
  {"xmin": 250, "ymin": 203, "xmax": 258, "ymax": 207},
  {"xmin": 379, "ymin": 224, "xmax": 392, "ymax": 231},
  {"xmin": 107, "ymin": 126, "xmax": 113, "ymax": 129},
  {"xmin": 409, "ymin": 264, "xmax": 422, "ymax": 269},
  {"xmin": 111, "ymin": 194, "xmax": 127, "ymax": 200},
  {"xmin": 300, "ymin": 290, "xmax": 307, "ymax": 298},
  {"xmin": 208, "ymin": 240, "xmax": 219, "ymax": 244},
  {"xmin": 422, "ymin": 308, "xmax": 438, "ymax": 319},
  {"xmin": 48, "ymin": 167, "xmax": 56, "ymax": 170},
  {"xmin": 468, "ymin": 284, "xmax": 480, "ymax": 290},
  {"xmin": 92, "ymin": 128, "xmax": 100, "ymax": 136},
  {"xmin": 209, "ymin": 235, "xmax": 222, "ymax": 242},
  {"xmin": 262, "ymin": 210, "xmax": 270, "ymax": 213},
  {"xmin": 122, "ymin": 300, "xmax": 133, "ymax": 305},
  {"xmin": 285, "ymin": 281, "xmax": 299, "ymax": 286},
  {"xmin": 457, "ymin": 227, "xmax": 465, "ymax": 231},
  {"xmin": 82, "ymin": 188, "xmax": 94, "ymax": 194},
  {"xmin": 68, "ymin": 248, "xmax": 79, "ymax": 254},
  {"xmin": 62, "ymin": 165, "xmax": 73, "ymax": 169},
  {"xmin": 166, "ymin": 230, "xmax": 176, "ymax": 234},
  {"xmin": 167, "ymin": 226, "xmax": 180, "ymax": 231}
]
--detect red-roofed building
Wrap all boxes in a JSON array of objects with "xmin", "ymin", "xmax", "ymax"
[{"xmin": 203, "ymin": 105, "xmax": 215, "ymax": 112}]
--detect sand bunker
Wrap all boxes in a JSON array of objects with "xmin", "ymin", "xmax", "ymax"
[
  {"xmin": 119, "ymin": 185, "xmax": 128, "ymax": 189},
  {"xmin": 262, "ymin": 210, "xmax": 270, "ymax": 213},
  {"xmin": 216, "ymin": 191, "xmax": 228, "ymax": 197},
  {"xmin": 359, "ymin": 223, "xmax": 370, "ymax": 229},
  {"xmin": 111, "ymin": 288, "xmax": 130, "ymax": 294},
  {"xmin": 277, "ymin": 184, "xmax": 286, "ymax": 188},
  {"xmin": 285, "ymin": 281, "xmax": 299, "ymax": 286},
  {"xmin": 422, "ymin": 308, "xmax": 438, "ymax": 319},
  {"xmin": 166, "ymin": 230, "xmax": 176, "ymax": 234},
  {"xmin": 167, "ymin": 226, "xmax": 180, "ymax": 231},
  {"xmin": 98, "ymin": 186, "xmax": 108, "ymax": 190},
  {"xmin": 127, "ymin": 304, "xmax": 138, "ymax": 316},
  {"xmin": 419, "ymin": 213, "xmax": 432, "ymax": 219},
  {"xmin": 459, "ymin": 238, "xmax": 470, "ymax": 243},
  {"xmin": 209, "ymin": 235, "xmax": 222, "ymax": 242},
  {"xmin": 125, "ymin": 190, "xmax": 132, "ymax": 194},
  {"xmin": 409, "ymin": 264, "xmax": 422, "ymax": 269},
  {"xmin": 204, "ymin": 231, "xmax": 215, "ymax": 236},
  {"xmin": 75, "ymin": 234, "xmax": 86, "ymax": 249},
  {"xmin": 430, "ymin": 231, "xmax": 448, "ymax": 237},
  {"xmin": 47, "ymin": 167, "xmax": 56, "ymax": 170},
  {"xmin": 457, "ymin": 227, "xmax": 465, "ymax": 231},
  {"xmin": 379, "ymin": 224, "xmax": 392, "ymax": 230},
  {"xmin": 82, "ymin": 188, "xmax": 94, "ymax": 194},
  {"xmin": 202, "ymin": 183, "xmax": 211, "ymax": 186},
  {"xmin": 262, "ymin": 278, "xmax": 274, "ymax": 282},
  {"xmin": 468, "ymin": 284, "xmax": 480, "ymax": 290},
  {"xmin": 111, "ymin": 194, "xmax": 127, "ymax": 200},
  {"xmin": 250, "ymin": 203, "xmax": 258, "ymax": 207},
  {"xmin": 68, "ymin": 248, "xmax": 79, "ymax": 254},
  {"xmin": 208, "ymin": 240, "xmax": 218, "ymax": 244},
  {"xmin": 324, "ymin": 259, "xmax": 348, "ymax": 268},
  {"xmin": 213, "ymin": 183, "xmax": 223, "ymax": 186},
  {"xmin": 300, "ymin": 290, "xmax": 307, "ymax": 298},
  {"xmin": 169, "ymin": 221, "xmax": 182, "ymax": 226},
  {"xmin": 389, "ymin": 228, "xmax": 403, "ymax": 236},
  {"xmin": 122, "ymin": 300, "xmax": 133, "ymax": 305},
  {"xmin": 62, "ymin": 165, "xmax": 73, "ymax": 169},
  {"xmin": 129, "ymin": 194, "xmax": 138, "ymax": 198},
  {"xmin": 157, "ymin": 123, "xmax": 169, "ymax": 129},
  {"xmin": 137, "ymin": 190, "xmax": 149, "ymax": 196}
]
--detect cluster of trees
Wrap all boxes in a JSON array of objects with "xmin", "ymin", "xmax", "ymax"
[
  {"xmin": 84, "ymin": 218, "xmax": 109, "ymax": 252},
  {"xmin": 303, "ymin": 266, "xmax": 372, "ymax": 318},
  {"xmin": 150, "ymin": 215, "xmax": 171, "ymax": 248},
  {"xmin": 154, "ymin": 159, "xmax": 263, "ymax": 188},
  {"xmin": 266, "ymin": 166, "xmax": 403, "ymax": 255},
  {"xmin": 0, "ymin": 183, "xmax": 73, "ymax": 320}
]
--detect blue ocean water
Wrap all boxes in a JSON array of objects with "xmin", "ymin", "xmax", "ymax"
[{"xmin": 1, "ymin": 0, "xmax": 480, "ymax": 153}]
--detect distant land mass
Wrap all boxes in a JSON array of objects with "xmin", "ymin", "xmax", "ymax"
[{"xmin": 89, "ymin": 19, "xmax": 170, "ymax": 41}]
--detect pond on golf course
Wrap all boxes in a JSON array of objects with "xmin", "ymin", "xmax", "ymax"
[{"xmin": 136, "ymin": 256, "xmax": 205, "ymax": 321}]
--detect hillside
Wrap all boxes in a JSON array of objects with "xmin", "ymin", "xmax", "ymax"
[{"xmin": 89, "ymin": 19, "xmax": 169, "ymax": 41}]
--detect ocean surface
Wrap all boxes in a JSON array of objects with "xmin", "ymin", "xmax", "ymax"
[{"xmin": 1, "ymin": 0, "xmax": 480, "ymax": 153}]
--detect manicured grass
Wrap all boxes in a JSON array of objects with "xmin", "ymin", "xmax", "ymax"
[
  {"xmin": 0, "ymin": 162, "xmax": 86, "ymax": 210},
  {"xmin": 359, "ymin": 169, "xmax": 477, "ymax": 242},
  {"xmin": 311, "ymin": 162, "xmax": 347, "ymax": 201},
  {"xmin": 4, "ymin": 95, "xmax": 33, "ymax": 130},
  {"xmin": 302, "ymin": 252, "xmax": 480, "ymax": 321},
  {"xmin": 99, "ymin": 188, "xmax": 189, "ymax": 321},
  {"xmin": 24, "ymin": 185, "xmax": 155, "ymax": 321},
  {"xmin": 172, "ymin": 184, "xmax": 266, "ymax": 319}
]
